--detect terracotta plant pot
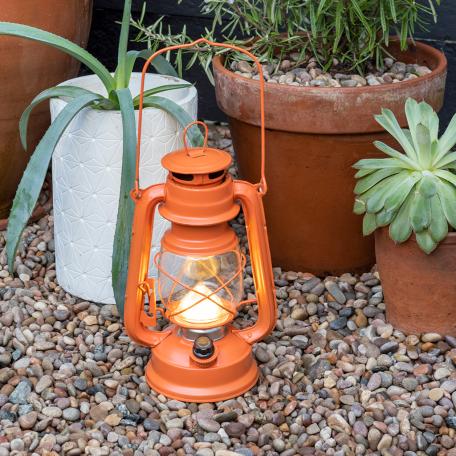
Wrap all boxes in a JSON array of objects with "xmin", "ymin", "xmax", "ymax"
[
  {"xmin": 213, "ymin": 40, "xmax": 447, "ymax": 275},
  {"xmin": 375, "ymin": 228, "xmax": 456, "ymax": 335},
  {"xmin": 0, "ymin": 0, "xmax": 93, "ymax": 222}
]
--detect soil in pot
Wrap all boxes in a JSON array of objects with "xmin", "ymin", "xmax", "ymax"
[
  {"xmin": 214, "ymin": 40, "xmax": 447, "ymax": 276},
  {"xmin": 375, "ymin": 228, "xmax": 456, "ymax": 336},
  {"xmin": 0, "ymin": 0, "xmax": 93, "ymax": 221}
]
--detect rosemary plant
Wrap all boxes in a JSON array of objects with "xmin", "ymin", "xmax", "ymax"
[{"xmin": 133, "ymin": 0, "xmax": 441, "ymax": 76}]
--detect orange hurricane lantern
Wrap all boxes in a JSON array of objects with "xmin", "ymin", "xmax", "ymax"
[{"xmin": 124, "ymin": 39, "xmax": 276, "ymax": 402}]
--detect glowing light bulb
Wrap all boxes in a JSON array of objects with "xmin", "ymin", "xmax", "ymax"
[{"xmin": 174, "ymin": 282, "xmax": 229, "ymax": 326}]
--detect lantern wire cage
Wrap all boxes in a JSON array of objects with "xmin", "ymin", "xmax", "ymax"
[{"xmin": 153, "ymin": 250, "xmax": 251, "ymax": 329}]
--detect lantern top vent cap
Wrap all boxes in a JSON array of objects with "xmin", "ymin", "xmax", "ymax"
[
  {"xmin": 161, "ymin": 146, "xmax": 232, "ymax": 175},
  {"xmin": 161, "ymin": 121, "xmax": 232, "ymax": 175}
]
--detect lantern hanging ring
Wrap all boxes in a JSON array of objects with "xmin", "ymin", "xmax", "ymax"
[
  {"xmin": 134, "ymin": 38, "xmax": 268, "ymax": 198},
  {"xmin": 183, "ymin": 120, "xmax": 209, "ymax": 157}
]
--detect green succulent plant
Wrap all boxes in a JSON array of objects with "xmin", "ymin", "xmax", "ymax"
[
  {"xmin": 0, "ymin": 0, "xmax": 203, "ymax": 317},
  {"xmin": 353, "ymin": 98, "xmax": 456, "ymax": 254}
]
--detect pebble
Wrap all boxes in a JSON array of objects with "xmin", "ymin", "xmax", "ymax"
[
  {"xmin": 367, "ymin": 373, "xmax": 382, "ymax": 391},
  {"xmin": 42, "ymin": 406, "xmax": 63, "ymax": 418},
  {"xmin": 166, "ymin": 418, "xmax": 184, "ymax": 430},
  {"xmin": 435, "ymin": 367, "xmax": 451, "ymax": 380},
  {"xmin": 254, "ymin": 346, "xmax": 269, "ymax": 363},
  {"xmin": 224, "ymin": 422, "xmax": 246, "ymax": 438},
  {"xmin": 9, "ymin": 380, "xmax": 31, "ymax": 404},
  {"xmin": 198, "ymin": 418, "xmax": 221, "ymax": 433},
  {"xmin": 63, "ymin": 407, "xmax": 81, "ymax": 421},
  {"xmin": 35, "ymin": 374, "xmax": 53, "ymax": 393},
  {"xmin": 18, "ymin": 411, "xmax": 38, "ymax": 430},
  {"xmin": 329, "ymin": 316, "xmax": 347, "ymax": 330},
  {"xmin": 325, "ymin": 281, "xmax": 346, "ymax": 304}
]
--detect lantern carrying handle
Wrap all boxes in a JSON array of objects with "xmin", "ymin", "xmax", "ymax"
[
  {"xmin": 134, "ymin": 38, "xmax": 268, "ymax": 198},
  {"xmin": 183, "ymin": 120, "xmax": 209, "ymax": 157}
]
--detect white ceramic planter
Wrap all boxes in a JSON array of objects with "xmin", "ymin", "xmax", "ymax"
[{"xmin": 50, "ymin": 73, "xmax": 197, "ymax": 304}]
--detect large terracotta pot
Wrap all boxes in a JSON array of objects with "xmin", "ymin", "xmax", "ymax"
[
  {"xmin": 214, "ymin": 40, "xmax": 447, "ymax": 275},
  {"xmin": 375, "ymin": 228, "xmax": 456, "ymax": 335},
  {"xmin": 0, "ymin": 0, "xmax": 93, "ymax": 225}
]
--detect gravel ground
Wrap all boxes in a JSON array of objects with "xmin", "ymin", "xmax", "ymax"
[{"xmin": 1, "ymin": 125, "xmax": 456, "ymax": 456}]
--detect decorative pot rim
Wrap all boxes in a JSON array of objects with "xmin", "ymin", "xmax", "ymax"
[
  {"xmin": 52, "ymin": 72, "xmax": 197, "ymax": 111},
  {"xmin": 213, "ymin": 38, "xmax": 447, "ymax": 134},
  {"xmin": 213, "ymin": 39, "xmax": 447, "ymax": 95}
]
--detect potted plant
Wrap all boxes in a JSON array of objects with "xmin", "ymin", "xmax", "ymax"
[
  {"xmin": 134, "ymin": 0, "xmax": 447, "ymax": 276},
  {"xmin": 0, "ymin": 0, "xmax": 93, "ymax": 230},
  {"xmin": 1, "ymin": 0, "xmax": 202, "ymax": 315},
  {"xmin": 354, "ymin": 98, "xmax": 456, "ymax": 335}
]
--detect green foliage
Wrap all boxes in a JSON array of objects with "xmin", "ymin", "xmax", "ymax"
[
  {"xmin": 353, "ymin": 98, "xmax": 456, "ymax": 254},
  {"xmin": 132, "ymin": 0, "xmax": 440, "ymax": 76},
  {"xmin": 1, "ymin": 0, "xmax": 203, "ymax": 316}
]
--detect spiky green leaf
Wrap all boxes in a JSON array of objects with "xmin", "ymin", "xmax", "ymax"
[
  {"xmin": 353, "ymin": 198, "xmax": 366, "ymax": 215},
  {"xmin": 435, "ymin": 112, "xmax": 456, "ymax": 162},
  {"xmin": 434, "ymin": 169, "xmax": 456, "ymax": 188},
  {"xmin": 376, "ymin": 209, "xmax": 395, "ymax": 227},
  {"xmin": 365, "ymin": 172, "xmax": 408, "ymax": 213},
  {"xmin": 418, "ymin": 172, "xmax": 437, "ymax": 198},
  {"xmin": 437, "ymin": 180, "xmax": 456, "ymax": 229},
  {"xmin": 112, "ymin": 89, "xmax": 136, "ymax": 318},
  {"xmin": 410, "ymin": 191, "xmax": 431, "ymax": 231},
  {"xmin": 115, "ymin": 50, "xmax": 179, "ymax": 88},
  {"xmin": 389, "ymin": 192, "xmax": 414, "ymax": 243},
  {"xmin": 415, "ymin": 123, "xmax": 432, "ymax": 168},
  {"xmin": 428, "ymin": 195, "xmax": 448, "ymax": 243},
  {"xmin": 383, "ymin": 172, "xmax": 420, "ymax": 211},
  {"xmin": 419, "ymin": 101, "xmax": 439, "ymax": 142},
  {"xmin": 353, "ymin": 157, "xmax": 410, "ymax": 172},
  {"xmin": 115, "ymin": 0, "xmax": 133, "ymax": 89},
  {"xmin": 415, "ymin": 230, "xmax": 437, "ymax": 254},
  {"xmin": 435, "ymin": 151, "xmax": 456, "ymax": 169},
  {"xmin": 20, "ymin": 86, "xmax": 99, "ymax": 150},
  {"xmin": 354, "ymin": 167, "xmax": 402, "ymax": 195},
  {"xmin": 374, "ymin": 108, "xmax": 416, "ymax": 160},
  {"xmin": 373, "ymin": 140, "xmax": 416, "ymax": 168},
  {"xmin": 132, "ymin": 83, "xmax": 191, "ymax": 107},
  {"xmin": 405, "ymin": 98, "xmax": 420, "ymax": 151},
  {"xmin": 362, "ymin": 212, "xmax": 377, "ymax": 236}
]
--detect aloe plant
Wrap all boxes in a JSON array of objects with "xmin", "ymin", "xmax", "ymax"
[
  {"xmin": 1, "ymin": 0, "xmax": 203, "ymax": 316},
  {"xmin": 354, "ymin": 98, "xmax": 456, "ymax": 254}
]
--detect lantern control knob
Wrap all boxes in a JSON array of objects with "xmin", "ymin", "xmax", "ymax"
[{"xmin": 193, "ymin": 336, "xmax": 215, "ymax": 359}]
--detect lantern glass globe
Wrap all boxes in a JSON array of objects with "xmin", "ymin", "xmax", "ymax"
[{"xmin": 157, "ymin": 249, "xmax": 243, "ymax": 329}]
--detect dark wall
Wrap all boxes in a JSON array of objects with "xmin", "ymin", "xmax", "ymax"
[
  {"xmin": 88, "ymin": 0, "xmax": 222, "ymax": 120},
  {"xmin": 89, "ymin": 0, "xmax": 456, "ymax": 126}
]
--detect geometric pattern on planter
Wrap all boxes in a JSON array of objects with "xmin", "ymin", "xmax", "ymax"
[{"xmin": 50, "ymin": 74, "xmax": 197, "ymax": 304}]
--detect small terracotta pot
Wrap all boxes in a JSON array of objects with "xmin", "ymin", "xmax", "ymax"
[
  {"xmin": 0, "ymin": 0, "xmax": 93, "ymax": 220},
  {"xmin": 213, "ymin": 40, "xmax": 447, "ymax": 275},
  {"xmin": 376, "ymin": 228, "xmax": 456, "ymax": 335}
]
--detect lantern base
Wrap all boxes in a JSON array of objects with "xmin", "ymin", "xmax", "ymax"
[{"xmin": 145, "ymin": 326, "xmax": 259, "ymax": 402}]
